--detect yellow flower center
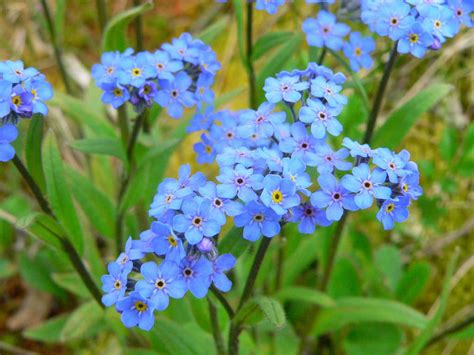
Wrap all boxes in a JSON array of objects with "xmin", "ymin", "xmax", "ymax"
[
  {"xmin": 434, "ymin": 20, "xmax": 441, "ymax": 28},
  {"xmin": 132, "ymin": 68, "xmax": 141, "ymax": 76},
  {"xmin": 113, "ymin": 280, "xmax": 121, "ymax": 289},
  {"xmin": 402, "ymin": 184, "xmax": 408, "ymax": 193},
  {"xmin": 12, "ymin": 95, "xmax": 21, "ymax": 106},
  {"xmin": 409, "ymin": 34, "xmax": 419, "ymax": 43},
  {"xmin": 114, "ymin": 88, "xmax": 123, "ymax": 97},
  {"xmin": 167, "ymin": 235, "xmax": 177, "ymax": 247},
  {"xmin": 253, "ymin": 213, "xmax": 264, "ymax": 222},
  {"xmin": 271, "ymin": 190, "xmax": 283, "ymax": 204},
  {"xmin": 385, "ymin": 203, "xmax": 395, "ymax": 212},
  {"xmin": 354, "ymin": 47, "xmax": 362, "ymax": 56},
  {"xmin": 31, "ymin": 89, "xmax": 37, "ymax": 98},
  {"xmin": 205, "ymin": 145, "xmax": 212, "ymax": 153},
  {"xmin": 134, "ymin": 301, "xmax": 147, "ymax": 312},
  {"xmin": 155, "ymin": 279, "xmax": 166, "ymax": 289},
  {"xmin": 143, "ymin": 85, "xmax": 151, "ymax": 94}
]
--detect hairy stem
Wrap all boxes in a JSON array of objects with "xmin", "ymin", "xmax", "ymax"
[
  {"xmin": 208, "ymin": 296, "xmax": 227, "ymax": 355},
  {"xmin": 39, "ymin": 0, "xmax": 73, "ymax": 95},
  {"xmin": 246, "ymin": 1, "xmax": 257, "ymax": 109},
  {"xmin": 12, "ymin": 155, "xmax": 103, "ymax": 307},
  {"xmin": 228, "ymin": 237, "xmax": 272, "ymax": 355},
  {"xmin": 211, "ymin": 286, "xmax": 235, "ymax": 318},
  {"xmin": 95, "ymin": 0, "xmax": 108, "ymax": 33},
  {"xmin": 363, "ymin": 42, "xmax": 398, "ymax": 144}
]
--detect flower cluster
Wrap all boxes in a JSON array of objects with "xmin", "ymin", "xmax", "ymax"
[
  {"xmin": 92, "ymin": 33, "xmax": 220, "ymax": 118},
  {"xmin": 255, "ymin": 0, "xmax": 335, "ymax": 15},
  {"xmin": 0, "ymin": 60, "xmax": 53, "ymax": 162},
  {"xmin": 303, "ymin": 11, "xmax": 376, "ymax": 71},
  {"xmin": 101, "ymin": 164, "xmax": 237, "ymax": 330},
  {"xmin": 361, "ymin": 0, "xmax": 472, "ymax": 58},
  {"xmin": 104, "ymin": 62, "xmax": 423, "ymax": 330}
]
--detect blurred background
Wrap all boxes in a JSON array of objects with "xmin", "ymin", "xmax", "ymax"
[{"xmin": 0, "ymin": 0, "xmax": 473, "ymax": 354}]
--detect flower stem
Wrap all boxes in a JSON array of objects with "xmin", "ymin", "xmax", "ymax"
[
  {"xmin": 133, "ymin": 0, "xmax": 145, "ymax": 52},
  {"xmin": 246, "ymin": 1, "xmax": 257, "ymax": 110},
  {"xmin": 317, "ymin": 47, "xmax": 327, "ymax": 65},
  {"xmin": 95, "ymin": 0, "xmax": 108, "ymax": 33},
  {"xmin": 207, "ymin": 296, "xmax": 227, "ymax": 355},
  {"xmin": 363, "ymin": 42, "xmax": 398, "ymax": 144},
  {"xmin": 118, "ymin": 106, "xmax": 130, "ymax": 146},
  {"xmin": 211, "ymin": 285, "xmax": 235, "ymax": 318},
  {"xmin": 228, "ymin": 237, "xmax": 272, "ymax": 355},
  {"xmin": 39, "ymin": 0, "xmax": 73, "ymax": 95},
  {"xmin": 12, "ymin": 155, "xmax": 103, "ymax": 307},
  {"xmin": 427, "ymin": 314, "xmax": 474, "ymax": 348}
]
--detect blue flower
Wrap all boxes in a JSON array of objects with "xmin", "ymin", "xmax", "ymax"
[
  {"xmin": 299, "ymin": 98, "xmax": 342, "ymax": 138},
  {"xmin": 302, "ymin": 11, "xmax": 350, "ymax": 50},
  {"xmin": 150, "ymin": 49, "xmax": 183, "ymax": 81},
  {"xmin": 101, "ymin": 261, "xmax": 132, "ymax": 307},
  {"xmin": 194, "ymin": 73, "xmax": 215, "ymax": 106},
  {"xmin": 343, "ymin": 32, "xmax": 376, "ymax": 72},
  {"xmin": 373, "ymin": 148, "xmax": 411, "ymax": 183},
  {"xmin": 397, "ymin": 22, "xmax": 434, "ymax": 58},
  {"xmin": 177, "ymin": 164, "xmax": 207, "ymax": 191},
  {"xmin": 162, "ymin": 33, "xmax": 200, "ymax": 64},
  {"xmin": 311, "ymin": 174, "xmax": 358, "ymax": 221},
  {"xmin": 211, "ymin": 254, "xmax": 236, "ymax": 292},
  {"xmin": 0, "ymin": 124, "xmax": 18, "ymax": 162},
  {"xmin": 0, "ymin": 60, "xmax": 39, "ymax": 83},
  {"xmin": 279, "ymin": 122, "xmax": 322, "ymax": 166},
  {"xmin": 448, "ymin": 0, "xmax": 473, "ymax": 27},
  {"xmin": 118, "ymin": 52, "xmax": 155, "ymax": 88},
  {"xmin": 421, "ymin": 5, "xmax": 459, "ymax": 43},
  {"xmin": 376, "ymin": 196, "xmax": 410, "ymax": 230},
  {"xmin": 91, "ymin": 49, "xmax": 133, "ymax": 85},
  {"xmin": 255, "ymin": 0, "xmax": 285, "ymax": 14},
  {"xmin": 238, "ymin": 102, "xmax": 286, "ymax": 139},
  {"xmin": 135, "ymin": 261, "xmax": 187, "ymax": 311},
  {"xmin": 178, "ymin": 256, "xmax": 213, "ymax": 298},
  {"xmin": 263, "ymin": 75, "xmax": 309, "ymax": 104},
  {"xmin": 0, "ymin": 80, "xmax": 12, "ymax": 118},
  {"xmin": 199, "ymin": 181, "xmax": 244, "ymax": 225},
  {"xmin": 314, "ymin": 145, "xmax": 352, "ymax": 174},
  {"xmin": 293, "ymin": 202, "xmax": 332, "ymax": 234},
  {"xmin": 260, "ymin": 174, "xmax": 301, "ymax": 215},
  {"xmin": 310, "ymin": 76, "xmax": 347, "ymax": 107},
  {"xmin": 198, "ymin": 51, "xmax": 221, "ymax": 75},
  {"xmin": 149, "ymin": 178, "xmax": 193, "ymax": 218},
  {"xmin": 216, "ymin": 164, "xmax": 263, "ymax": 202},
  {"xmin": 342, "ymin": 137, "xmax": 373, "ymax": 158},
  {"xmin": 399, "ymin": 170, "xmax": 423, "ymax": 200},
  {"xmin": 10, "ymin": 84, "xmax": 34, "ymax": 118},
  {"xmin": 116, "ymin": 291, "xmax": 156, "ymax": 330},
  {"xmin": 116, "ymin": 237, "xmax": 142, "ymax": 269},
  {"xmin": 24, "ymin": 78, "xmax": 54, "ymax": 115},
  {"xmin": 341, "ymin": 164, "xmax": 392, "ymax": 209},
  {"xmin": 187, "ymin": 106, "xmax": 215, "ymax": 133},
  {"xmin": 194, "ymin": 133, "xmax": 216, "ymax": 164},
  {"xmin": 130, "ymin": 229, "xmax": 157, "ymax": 259},
  {"xmin": 101, "ymin": 83, "xmax": 130, "ymax": 109},
  {"xmin": 282, "ymin": 157, "xmax": 312, "ymax": 195},
  {"xmin": 375, "ymin": 3, "xmax": 414, "ymax": 40},
  {"xmin": 172, "ymin": 198, "xmax": 222, "ymax": 245},
  {"xmin": 155, "ymin": 72, "xmax": 196, "ymax": 119},
  {"xmin": 234, "ymin": 200, "xmax": 281, "ymax": 241},
  {"xmin": 150, "ymin": 222, "xmax": 186, "ymax": 261}
]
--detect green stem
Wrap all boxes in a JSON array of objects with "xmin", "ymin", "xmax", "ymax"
[
  {"xmin": 12, "ymin": 155, "xmax": 103, "ymax": 307},
  {"xmin": 127, "ymin": 110, "xmax": 146, "ymax": 162},
  {"xmin": 363, "ymin": 42, "xmax": 398, "ymax": 144},
  {"xmin": 95, "ymin": 0, "xmax": 108, "ymax": 33},
  {"xmin": 427, "ymin": 314, "xmax": 474, "ymax": 348},
  {"xmin": 118, "ymin": 106, "xmax": 130, "ymax": 146},
  {"xmin": 246, "ymin": 1, "xmax": 257, "ymax": 109},
  {"xmin": 207, "ymin": 296, "xmax": 227, "ymax": 355},
  {"xmin": 39, "ymin": 0, "xmax": 73, "ymax": 95},
  {"xmin": 133, "ymin": 0, "xmax": 145, "ymax": 51},
  {"xmin": 211, "ymin": 285, "xmax": 235, "ymax": 318},
  {"xmin": 228, "ymin": 237, "xmax": 272, "ymax": 355},
  {"xmin": 317, "ymin": 47, "xmax": 327, "ymax": 65}
]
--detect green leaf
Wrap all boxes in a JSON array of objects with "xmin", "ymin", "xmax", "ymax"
[
  {"xmin": 406, "ymin": 250, "xmax": 459, "ymax": 354},
  {"xmin": 234, "ymin": 296, "xmax": 286, "ymax": 329},
  {"xmin": 70, "ymin": 138, "xmax": 126, "ymax": 162},
  {"xmin": 256, "ymin": 33, "xmax": 303, "ymax": 102},
  {"xmin": 43, "ymin": 132, "xmax": 84, "ymax": 254},
  {"xmin": 328, "ymin": 258, "xmax": 361, "ymax": 299},
  {"xmin": 343, "ymin": 323, "xmax": 403, "ymax": 355},
  {"xmin": 313, "ymin": 297, "xmax": 428, "ymax": 336},
  {"xmin": 25, "ymin": 117, "xmax": 46, "ymax": 191},
  {"xmin": 375, "ymin": 245, "xmax": 402, "ymax": 291},
  {"xmin": 102, "ymin": 1, "xmax": 153, "ymax": 51},
  {"xmin": 54, "ymin": 0, "xmax": 67, "ymax": 46},
  {"xmin": 52, "ymin": 272, "xmax": 90, "ymax": 299},
  {"xmin": 18, "ymin": 252, "xmax": 64, "ymax": 297},
  {"xmin": 24, "ymin": 213, "xmax": 64, "ymax": 250},
  {"xmin": 197, "ymin": 16, "xmax": 229, "ymax": 44},
  {"xmin": 60, "ymin": 301, "xmax": 104, "ymax": 342},
  {"xmin": 0, "ymin": 258, "xmax": 16, "ymax": 279},
  {"xmin": 276, "ymin": 286, "xmax": 336, "ymax": 308},
  {"xmin": 439, "ymin": 127, "xmax": 458, "ymax": 162},
  {"xmin": 449, "ymin": 323, "xmax": 474, "ymax": 340},
  {"xmin": 396, "ymin": 261, "xmax": 431, "ymax": 305},
  {"xmin": 252, "ymin": 31, "xmax": 294, "ymax": 61},
  {"xmin": 218, "ymin": 227, "xmax": 251, "ymax": 258},
  {"xmin": 65, "ymin": 167, "xmax": 116, "ymax": 238},
  {"xmin": 373, "ymin": 83, "xmax": 453, "ymax": 148},
  {"xmin": 23, "ymin": 314, "xmax": 69, "ymax": 343},
  {"xmin": 51, "ymin": 93, "xmax": 116, "ymax": 138}
]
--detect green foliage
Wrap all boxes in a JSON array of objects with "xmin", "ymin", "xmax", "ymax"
[
  {"xmin": 234, "ymin": 296, "xmax": 286, "ymax": 328},
  {"xmin": 343, "ymin": 323, "xmax": 403, "ymax": 355}
]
